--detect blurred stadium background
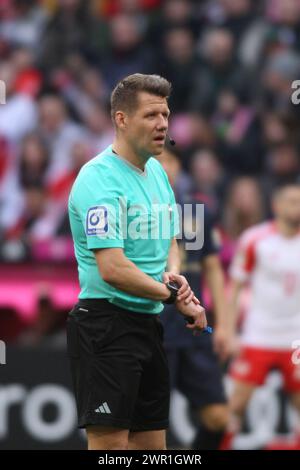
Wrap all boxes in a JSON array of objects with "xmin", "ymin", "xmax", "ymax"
[{"xmin": 0, "ymin": 0, "xmax": 300, "ymax": 449}]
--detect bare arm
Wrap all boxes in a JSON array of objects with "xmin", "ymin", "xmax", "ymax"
[
  {"xmin": 202, "ymin": 254, "xmax": 227, "ymax": 328},
  {"xmin": 94, "ymin": 247, "xmax": 170, "ymax": 301},
  {"xmin": 166, "ymin": 237, "xmax": 181, "ymax": 275},
  {"xmin": 202, "ymin": 254, "xmax": 230, "ymax": 359},
  {"xmin": 228, "ymin": 278, "xmax": 244, "ymax": 336}
]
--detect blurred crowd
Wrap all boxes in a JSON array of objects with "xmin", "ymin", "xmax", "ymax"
[{"xmin": 1, "ymin": 0, "xmax": 300, "ymax": 265}]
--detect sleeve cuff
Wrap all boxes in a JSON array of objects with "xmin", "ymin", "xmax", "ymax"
[{"xmin": 87, "ymin": 239, "xmax": 124, "ymax": 250}]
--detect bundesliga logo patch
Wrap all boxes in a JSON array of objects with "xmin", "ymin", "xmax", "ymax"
[{"xmin": 86, "ymin": 206, "xmax": 108, "ymax": 235}]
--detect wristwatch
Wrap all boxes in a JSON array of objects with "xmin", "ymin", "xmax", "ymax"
[{"xmin": 164, "ymin": 281, "xmax": 180, "ymax": 304}]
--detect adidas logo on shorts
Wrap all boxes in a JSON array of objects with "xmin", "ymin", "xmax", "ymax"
[{"xmin": 95, "ymin": 402, "xmax": 111, "ymax": 414}]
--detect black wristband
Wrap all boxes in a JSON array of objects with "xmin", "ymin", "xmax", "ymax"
[{"xmin": 163, "ymin": 281, "xmax": 180, "ymax": 304}]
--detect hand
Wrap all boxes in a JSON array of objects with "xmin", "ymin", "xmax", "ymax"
[
  {"xmin": 226, "ymin": 331, "xmax": 241, "ymax": 358},
  {"xmin": 163, "ymin": 272, "xmax": 200, "ymax": 305},
  {"xmin": 176, "ymin": 298, "xmax": 207, "ymax": 333},
  {"xmin": 212, "ymin": 325, "xmax": 231, "ymax": 362}
]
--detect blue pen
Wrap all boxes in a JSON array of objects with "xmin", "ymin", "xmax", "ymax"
[
  {"xmin": 203, "ymin": 326, "xmax": 213, "ymax": 334},
  {"xmin": 184, "ymin": 316, "xmax": 213, "ymax": 334}
]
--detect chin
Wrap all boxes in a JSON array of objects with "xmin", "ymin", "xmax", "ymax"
[{"xmin": 151, "ymin": 145, "xmax": 165, "ymax": 156}]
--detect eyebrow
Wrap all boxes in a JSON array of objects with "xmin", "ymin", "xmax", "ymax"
[{"xmin": 144, "ymin": 108, "xmax": 170, "ymax": 115}]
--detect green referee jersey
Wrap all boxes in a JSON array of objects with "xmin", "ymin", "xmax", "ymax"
[{"xmin": 68, "ymin": 145, "xmax": 179, "ymax": 314}]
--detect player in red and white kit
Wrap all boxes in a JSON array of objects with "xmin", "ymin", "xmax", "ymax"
[{"xmin": 224, "ymin": 181, "xmax": 300, "ymax": 449}]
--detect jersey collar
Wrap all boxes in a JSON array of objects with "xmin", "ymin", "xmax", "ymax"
[{"xmin": 110, "ymin": 146, "xmax": 148, "ymax": 177}]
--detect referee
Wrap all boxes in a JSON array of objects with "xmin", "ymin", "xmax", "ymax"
[{"xmin": 67, "ymin": 74, "xmax": 207, "ymax": 450}]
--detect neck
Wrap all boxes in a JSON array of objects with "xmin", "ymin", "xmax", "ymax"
[
  {"xmin": 112, "ymin": 138, "xmax": 149, "ymax": 171},
  {"xmin": 276, "ymin": 219, "xmax": 300, "ymax": 238}
]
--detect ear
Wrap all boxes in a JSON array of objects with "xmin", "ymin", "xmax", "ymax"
[{"xmin": 115, "ymin": 111, "xmax": 127, "ymax": 130}]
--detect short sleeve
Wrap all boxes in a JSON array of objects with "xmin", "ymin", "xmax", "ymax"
[
  {"xmin": 229, "ymin": 231, "xmax": 257, "ymax": 282},
  {"xmin": 71, "ymin": 166, "xmax": 126, "ymax": 250}
]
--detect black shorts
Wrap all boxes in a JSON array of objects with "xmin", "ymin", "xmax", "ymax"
[
  {"xmin": 66, "ymin": 299, "xmax": 170, "ymax": 431},
  {"xmin": 166, "ymin": 335, "xmax": 226, "ymax": 409}
]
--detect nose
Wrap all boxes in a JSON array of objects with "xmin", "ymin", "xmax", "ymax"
[{"xmin": 157, "ymin": 115, "xmax": 168, "ymax": 131}]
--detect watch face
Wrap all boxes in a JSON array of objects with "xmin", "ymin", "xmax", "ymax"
[
  {"xmin": 168, "ymin": 281, "xmax": 180, "ymax": 292},
  {"xmin": 167, "ymin": 282, "xmax": 179, "ymax": 299}
]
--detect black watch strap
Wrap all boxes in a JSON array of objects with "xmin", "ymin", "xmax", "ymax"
[{"xmin": 163, "ymin": 281, "xmax": 180, "ymax": 304}]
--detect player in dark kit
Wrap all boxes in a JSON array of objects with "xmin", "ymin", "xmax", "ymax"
[{"xmin": 158, "ymin": 150, "xmax": 229, "ymax": 450}]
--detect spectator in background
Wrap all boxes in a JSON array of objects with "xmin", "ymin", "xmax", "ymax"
[
  {"xmin": 220, "ymin": 177, "xmax": 265, "ymax": 270},
  {"xmin": 101, "ymin": 13, "xmax": 156, "ymax": 89},
  {"xmin": 60, "ymin": 67, "xmax": 109, "ymax": 122},
  {"xmin": 47, "ymin": 140, "xmax": 92, "ymax": 239},
  {"xmin": 262, "ymin": 143, "xmax": 300, "ymax": 209},
  {"xmin": 1, "ymin": 175, "xmax": 73, "ymax": 263},
  {"xmin": 0, "ymin": 137, "xmax": 15, "ymax": 236},
  {"xmin": 48, "ymin": 51, "xmax": 88, "ymax": 92},
  {"xmin": 0, "ymin": 0, "xmax": 14, "ymax": 20},
  {"xmin": 261, "ymin": 50, "xmax": 300, "ymax": 117},
  {"xmin": 212, "ymin": 87, "xmax": 264, "ymax": 175},
  {"xmin": 156, "ymin": 148, "xmax": 192, "ymax": 205},
  {"xmin": 37, "ymin": 94, "xmax": 84, "ymax": 183},
  {"xmin": 17, "ymin": 291, "xmax": 68, "ymax": 347},
  {"xmin": 1, "ymin": 135, "xmax": 89, "ymax": 263},
  {"xmin": 18, "ymin": 133, "xmax": 49, "ymax": 187},
  {"xmin": 221, "ymin": 0, "xmax": 257, "ymax": 36},
  {"xmin": 0, "ymin": 0, "xmax": 48, "ymax": 51},
  {"xmin": 189, "ymin": 149, "xmax": 225, "ymax": 219},
  {"xmin": 222, "ymin": 177, "xmax": 265, "ymax": 240},
  {"xmin": 0, "ymin": 58, "xmax": 39, "ymax": 234},
  {"xmin": 1, "ymin": 182, "xmax": 48, "ymax": 261},
  {"xmin": 264, "ymin": 0, "xmax": 300, "ymax": 54},
  {"xmin": 147, "ymin": 0, "xmax": 202, "ymax": 49},
  {"xmin": 190, "ymin": 28, "xmax": 252, "ymax": 115},
  {"xmin": 168, "ymin": 113, "xmax": 215, "ymax": 169},
  {"xmin": 218, "ymin": 0, "xmax": 267, "ymax": 68},
  {"xmin": 39, "ymin": 0, "xmax": 106, "ymax": 70},
  {"xmin": 99, "ymin": 0, "xmax": 153, "ymax": 35},
  {"xmin": 158, "ymin": 27, "xmax": 200, "ymax": 112},
  {"xmin": 0, "ymin": 61, "xmax": 38, "ymax": 142},
  {"xmin": 0, "ymin": 136, "xmax": 12, "ymax": 184},
  {"xmin": 83, "ymin": 103, "xmax": 114, "ymax": 156},
  {"xmin": 10, "ymin": 45, "xmax": 35, "ymax": 75},
  {"xmin": 0, "ymin": 132, "xmax": 49, "ymax": 234},
  {"xmin": 100, "ymin": 0, "xmax": 162, "ymax": 19},
  {"xmin": 48, "ymin": 140, "xmax": 91, "ymax": 206},
  {"xmin": 262, "ymin": 112, "xmax": 296, "ymax": 147}
]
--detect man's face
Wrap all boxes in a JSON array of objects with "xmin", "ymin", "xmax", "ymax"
[
  {"xmin": 120, "ymin": 92, "xmax": 170, "ymax": 158},
  {"xmin": 39, "ymin": 98, "xmax": 65, "ymax": 133},
  {"xmin": 273, "ymin": 187, "xmax": 300, "ymax": 228}
]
